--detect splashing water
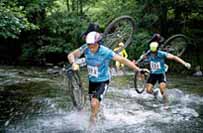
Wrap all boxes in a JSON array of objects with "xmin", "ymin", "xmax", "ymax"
[{"xmin": 1, "ymin": 67, "xmax": 203, "ymax": 133}]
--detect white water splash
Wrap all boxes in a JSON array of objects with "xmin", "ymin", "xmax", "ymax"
[{"xmin": 5, "ymin": 87, "xmax": 202, "ymax": 133}]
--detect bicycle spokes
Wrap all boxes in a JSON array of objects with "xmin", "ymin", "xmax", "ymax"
[
  {"xmin": 163, "ymin": 34, "xmax": 189, "ymax": 57},
  {"xmin": 67, "ymin": 69, "xmax": 85, "ymax": 110},
  {"xmin": 103, "ymin": 16, "xmax": 136, "ymax": 52}
]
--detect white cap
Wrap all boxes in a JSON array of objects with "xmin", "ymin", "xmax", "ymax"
[{"xmin": 86, "ymin": 31, "xmax": 101, "ymax": 44}]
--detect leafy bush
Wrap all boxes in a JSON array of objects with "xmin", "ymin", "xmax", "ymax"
[{"xmin": 0, "ymin": 2, "xmax": 37, "ymax": 39}]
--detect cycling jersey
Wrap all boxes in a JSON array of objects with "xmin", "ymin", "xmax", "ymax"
[
  {"xmin": 146, "ymin": 50, "xmax": 168, "ymax": 74},
  {"xmin": 79, "ymin": 44, "xmax": 116, "ymax": 82}
]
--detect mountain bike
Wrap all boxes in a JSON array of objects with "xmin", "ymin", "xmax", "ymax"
[
  {"xmin": 66, "ymin": 16, "xmax": 136, "ymax": 109},
  {"xmin": 66, "ymin": 65, "xmax": 85, "ymax": 110},
  {"xmin": 134, "ymin": 34, "xmax": 191, "ymax": 94},
  {"xmin": 103, "ymin": 15, "xmax": 136, "ymax": 52}
]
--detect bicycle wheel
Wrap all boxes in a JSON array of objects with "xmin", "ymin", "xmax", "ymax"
[
  {"xmin": 134, "ymin": 71, "xmax": 149, "ymax": 94},
  {"xmin": 67, "ymin": 69, "xmax": 85, "ymax": 110},
  {"xmin": 162, "ymin": 34, "xmax": 190, "ymax": 57},
  {"xmin": 103, "ymin": 16, "xmax": 136, "ymax": 52}
]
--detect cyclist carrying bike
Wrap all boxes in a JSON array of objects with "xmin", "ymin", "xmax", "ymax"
[
  {"xmin": 140, "ymin": 41, "xmax": 191, "ymax": 101},
  {"xmin": 68, "ymin": 31, "xmax": 148, "ymax": 124}
]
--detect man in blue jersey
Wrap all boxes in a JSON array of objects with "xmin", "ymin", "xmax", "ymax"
[
  {"xmin": 68, "ymin": 31, "xmax": 147, "ymax": 123},
  {"xmin": 142, "ymin": 41, "xmax": 191, "ymax": 100}
]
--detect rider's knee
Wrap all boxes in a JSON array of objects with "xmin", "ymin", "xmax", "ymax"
[
  {"xmin": 91, "ymin": 98, "xmax": 99, "ymax": 108},
  {"xmin": 146, "ymin": 88, "xmax": 153, "ymax": 94},
  {"xmin": 160, "ymin": 84, "xmax": 166, "ymax": 88}
]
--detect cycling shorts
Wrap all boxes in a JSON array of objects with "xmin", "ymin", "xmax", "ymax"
[
  {"xmin": 147, "ymin": 73, "xmax": 166, "ymax": 86},
  {"xmin": 88, "ymin": 80, "xmax": 109, "ymax": 102}
]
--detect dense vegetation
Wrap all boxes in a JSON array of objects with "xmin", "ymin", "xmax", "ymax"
[{"xmin": 0, "ymin": 0, "xmax": 203, "ymax": 71}]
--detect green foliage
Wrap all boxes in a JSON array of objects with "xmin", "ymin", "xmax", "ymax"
[
  {"xmin": 18, "ymin": 11, "xmax": 89, "ymax": 64},
  {"xmin": 0, "ymin": 0, "xmax": 56, "ymax": 39},
  {"xmin": 39, "ymin": 11, "xmax": 88, "ymax": 55},
  {"xmin": 0, "ymin": 0, "xmax": 202, "ymax": 67},
  {"xmin": 86, "ymin": 0, "xmax": 140, "ymax": 27},
  {"xmin": 0, "ymin": 2, "xmax": 38, "ymax": 39},
  {"xmin": 12, "ymin": 0, "xmax": 89, "ymax": 64},
  {"xmin": 19, "ymin": 46, "xmax": 37, "ymax": 63},
  {"xmin": 127, "ymin": 30, "xmax": 151, "ymax": 60}
]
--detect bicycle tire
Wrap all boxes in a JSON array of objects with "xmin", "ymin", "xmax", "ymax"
[
  {"xmin": 67, "ymin": 69, "xmax": 85, "ymax": 110},
  {"xmin": 103, "ymin": 16, "xmax": 136, "ymax": 52},
  {"xmin": 162, "ymin": 34, "xmax": 189, "ymax": 57},
  {"xmin": 134, "ymin": 71, "xmax": 149, "ymax": 94}
]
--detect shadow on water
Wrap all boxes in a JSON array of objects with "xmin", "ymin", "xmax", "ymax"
[{"xmin": 0, "ymin": 66, "xmax": 203, "ymax": 133}]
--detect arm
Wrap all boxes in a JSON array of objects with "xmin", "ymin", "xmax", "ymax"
[
  {"xmin": 67, "ymin": 48, "xmax": 81, "ymax": 64},
  {"xmin": 112, "ymin": 54, "xmax": 141, "ymax": 72},
  {"xmin": 67, "ymin": 48, "xmax": 82, "ymax": 70},
  {"xmin": 166, "ymin": 53, "xmax": 191, "ymax": 69},
  {"xmin": 136, "ymin": 50, "xmax": 150, "ymax": 64}
]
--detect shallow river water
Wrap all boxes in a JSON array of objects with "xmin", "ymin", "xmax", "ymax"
[{"xmin": 0, "ymin": 67, "xmax": 203, "ymax": 133}]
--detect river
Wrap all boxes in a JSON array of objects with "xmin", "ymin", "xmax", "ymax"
[{"xmin": 0, "ymin": 66, "xmax": 203, "ymax": 133}]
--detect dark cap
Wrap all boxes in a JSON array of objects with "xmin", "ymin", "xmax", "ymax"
[{"xmin": 81, "ymin": 23, "xmax": 100, "ymax": 39}]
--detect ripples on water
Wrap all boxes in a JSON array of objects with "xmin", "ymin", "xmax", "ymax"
[
  {"xmin": 3, "ymin": 87, "xmax": 203, "ymax": 133},
  {"xmin": 0, "ymin": 68, "xmax": 203, "ymax": 133}
]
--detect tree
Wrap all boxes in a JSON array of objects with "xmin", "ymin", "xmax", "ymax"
[{"xmin": 0, "ymin": 1, "xmax": 37, "ymax": 39}]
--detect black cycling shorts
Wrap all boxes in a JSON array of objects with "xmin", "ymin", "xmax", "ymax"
[
  {"xmin": 147, "ymin": 73, "xmax": 166, "ymax": 86},
  {"xmin": 89, "ymin": 80, "xmax": 109, "ymax": 102}
]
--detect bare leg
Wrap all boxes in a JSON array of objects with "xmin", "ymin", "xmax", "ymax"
[
  {"xmin": 159, "ymin": 82, "xmax": 168, "ymax": 103},
  {"xmin": 146, "ymin": 83, "xmax": 160, "ymax": 99},
  {"xmin": 90, "ymin": 97, "xmax": 100, "ymax": 124},
  {"xmin": 146, "ymin": 83, "xmax": 153, "ymax": 94},
  {"xmin": 159, "ymin": 82, "xmax": 166, "ymax": 95}
]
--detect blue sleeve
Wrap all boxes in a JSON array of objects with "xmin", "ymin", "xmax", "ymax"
[
  {"xmin": 79, "ymin": 43, "xmax": 88, "ymax": 54},
  {"xmin": 159, "ymin": 51, "xmax": 168, "ymax": 59},
  {"xmin": 107, "ymin": 48, "xmax": 116, "ymax": 60}
]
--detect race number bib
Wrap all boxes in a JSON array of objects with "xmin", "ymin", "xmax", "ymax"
[
  {"xmin": 87, "ymin": 65, "xmax": 99, "ymax": 77},
  {"xmin": 150, "ymin": 62, "xmax": 161, "ymax": 71}
]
